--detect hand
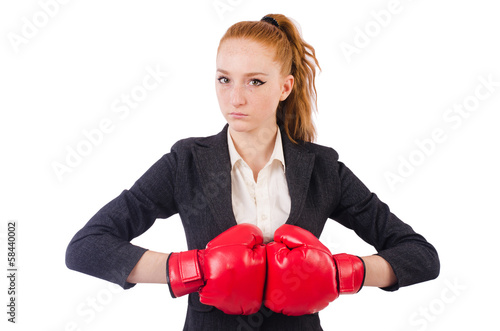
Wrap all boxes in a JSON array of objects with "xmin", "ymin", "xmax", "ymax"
[
  {"xmin": 167, "ymin": 223, "xmax": 266, "ymax": 315},
  {"xmin": 264, "ymin": 224, "xmax": 365, "ymax": 316}
]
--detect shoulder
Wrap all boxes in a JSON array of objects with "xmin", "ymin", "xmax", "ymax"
[
  {"xmin": 170, "ymin": 125, "xmax": 228, "ymax": 154},
  {"xmin": 302, "ymin": 140, "xmax": 339, "ymax": 161},
  {"xmin": 280, "ymin": 125, "xmax": 339, "ymax": 163},
  {"xmin": 284, "ymin": 137, "xmax": 340, "ymax": 166},
  {"xmin": 301, "ymin": 141, "xmax": 342, "ymax": 177}
]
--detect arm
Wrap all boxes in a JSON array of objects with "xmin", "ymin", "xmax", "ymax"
[
  {"xmin": 361, "ymin": 255, "xmax": 397, "ymax": 288},
  {"xmin": 66, "ymin": 150, "xmax": 179, "ymax": 289},
  {"xmin": 126, "ymin": 250, "xmax": 170, "ymax": 284},
  {"xmin": 128, "ymin": 224, "xmax": 268, "ymax": 316},
  {"xmin": 331, "ymin": 162, "xmax": 440, "ymax": 291}
]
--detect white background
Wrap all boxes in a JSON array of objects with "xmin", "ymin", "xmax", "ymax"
[{"xmin": 1, "ymin": 0, "xmax": 499, "ymax": 330}]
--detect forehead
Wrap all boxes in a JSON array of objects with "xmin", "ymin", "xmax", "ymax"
[{"xmin": 217, "ymin": 38, "xmax": 279, "ymax": 73}]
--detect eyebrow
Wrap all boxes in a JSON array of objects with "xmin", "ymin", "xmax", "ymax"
[{"xmin": 216, "ymin": 69, "xmax": 269, "ymax": 76}]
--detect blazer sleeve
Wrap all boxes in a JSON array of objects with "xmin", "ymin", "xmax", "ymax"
[
  {"xmin": 329, "ymin": 162, "xmax": 440, "ymax": 291},
  {"xmin": 65, "ymin": 146, "xmax": 180, "ymax": 289}
]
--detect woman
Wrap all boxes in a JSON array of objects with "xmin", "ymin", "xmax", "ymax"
[{"xmin": 66, "ymin": 14, "xmax": 440, "ymax": 330}]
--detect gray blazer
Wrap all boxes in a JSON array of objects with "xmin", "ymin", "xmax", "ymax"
[{"xmin": 66, "ymin": 124, "xmax": 439, "ymax": 330}]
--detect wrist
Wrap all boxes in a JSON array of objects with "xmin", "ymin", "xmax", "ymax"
[
  {"xmin": 360, "ymin": 255, "xmax": 397, "ymax": 288},
  {"xmin": 166, "ymin": 250, "xmax": 205, "ymax": 298},
  {"xmin": 332, "ymin": 253, "xmax": 366, "ymax": 294}
]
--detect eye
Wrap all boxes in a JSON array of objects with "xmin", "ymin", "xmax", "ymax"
[
  {"xmin": 249, "ymin": 79, "xmax": 266, "ymax": 86},
  {"xmin": 217, "ymin": 76, "xmax": 229, "ymax": 84}
]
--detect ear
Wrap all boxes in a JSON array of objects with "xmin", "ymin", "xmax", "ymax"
[{"xmin": 280, "ymin": 75, "xmax": 294, "ymax": 101}]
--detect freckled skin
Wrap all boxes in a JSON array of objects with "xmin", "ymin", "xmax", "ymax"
[{"xmin": 215, "ymin": 38, "xmax": 294, "ymax": 137}]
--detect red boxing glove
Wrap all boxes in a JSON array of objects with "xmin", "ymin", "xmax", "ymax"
[
  {"xmin": 167, "ymin": 223, "xmax": 266, "ymax": 315},
  {"xmin": 264, "ymin": 224, "xmax": 365, "ymax": 316}
]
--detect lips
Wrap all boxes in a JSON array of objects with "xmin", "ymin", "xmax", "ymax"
[{"xmin": 229, "ymin": 112, "xmax": 248, "ymax": 118}]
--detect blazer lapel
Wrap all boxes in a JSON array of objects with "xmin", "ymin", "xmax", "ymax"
[
  {"xmin": 192, "ymin": 124, "xmax": 315, "ymax": 231},
  {"xmin": 281, "ymin": 127, "xmax": 316, "ymax": 226},
  {"xmin": 192, "ymin": 125, "xmax": 237, "ymax": 232}
]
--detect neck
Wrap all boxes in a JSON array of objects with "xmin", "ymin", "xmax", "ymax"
[{"xmin": 229, "ymin": 125, "xmax": 278, "ymax": 171}]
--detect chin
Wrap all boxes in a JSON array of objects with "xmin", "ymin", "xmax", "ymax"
[
  {"xmin": 227, "ymin": 123, "xmax": 251, "ymax": 133},
  {"xmin": 226, "ymin": 118, "xmax": 252, "ymax": 132}
]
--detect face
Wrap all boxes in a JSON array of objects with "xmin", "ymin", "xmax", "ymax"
[{"xmin": 216, "ymin": 38, "xmax": 294, "ymax": 135}]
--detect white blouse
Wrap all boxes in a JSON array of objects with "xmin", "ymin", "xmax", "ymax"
[{"xmin": 227, "ymin": 127, "xmax": 292, "ymax": 243}]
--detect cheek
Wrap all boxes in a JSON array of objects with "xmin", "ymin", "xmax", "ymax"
[
  {"xmin": 215, "ymin": 86, "xmax": 228, "ymax": 104},
  {"xmin": 259, "ymin": 86, "xmax": 283, "ymax": 109},
  {"xmin": 252, "ymin": 97, "xmax": 279, "ymax": 119}
]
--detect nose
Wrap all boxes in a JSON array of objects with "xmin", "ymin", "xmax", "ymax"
[{"xmin": 230, "ymin": 85, "xmax": 246, "ymax": 107}]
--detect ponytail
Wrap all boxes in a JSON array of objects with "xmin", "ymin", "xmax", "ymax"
[{"xmin": 218, "ymin": 14, "xmax": 321, "ymax": 143}]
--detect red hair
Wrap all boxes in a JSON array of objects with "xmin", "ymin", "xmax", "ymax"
[{"xmin": 218, "ymin": 14, "xmax": 321, "ymax": 143}]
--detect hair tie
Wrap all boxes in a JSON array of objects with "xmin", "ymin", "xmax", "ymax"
[{"xmin": 261, "ymin": 16, "xmax": 280, "ymax": 28}]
